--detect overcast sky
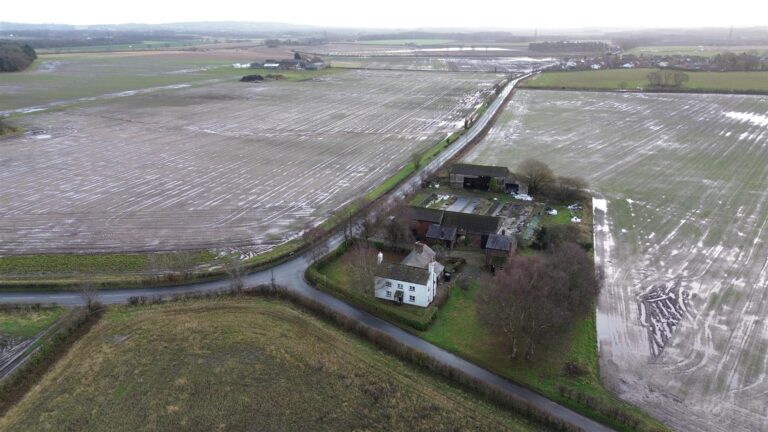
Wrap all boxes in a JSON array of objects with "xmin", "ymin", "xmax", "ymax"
[{"xmin": 5, "ymin": 0, "xmax": 768, "ymax": 29}]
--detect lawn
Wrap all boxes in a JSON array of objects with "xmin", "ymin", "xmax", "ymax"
[
  {"xmin": 0, "ymin": 298, "xmax": 543, "ymax": 431},
  {"xmin": 0, "ymin": 307, "xmax": 66, "ymax": 338},
  {"xmin": 522, "ymin": 69, "xmax": 768, "ymax": 93}
]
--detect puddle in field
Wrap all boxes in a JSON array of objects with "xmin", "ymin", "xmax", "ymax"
[
  {"xmin": 637, "ymin": 277, "xmax": 693, "ymax": 357},
  {"xmin": 724, "ymin": 111, "xmax": 768, "ymax": 127}
]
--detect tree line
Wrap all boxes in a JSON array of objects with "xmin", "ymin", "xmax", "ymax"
[{"xmin": 0, "ymin": 42, "xmax": 37, "ymax": 72}]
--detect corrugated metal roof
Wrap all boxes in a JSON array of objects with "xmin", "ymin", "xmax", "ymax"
[
  {"xmin": 426, "ymin": 224, "xmax": 457, "ymax": 241},
  {"xmin": 485, "ymin": 234, "xmax": 515, "ymax": 252}
]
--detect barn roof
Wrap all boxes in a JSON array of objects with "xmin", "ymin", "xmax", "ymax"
[
  {"xmin": 410, "ymin": 206, "xmax": 444, "ymax": 224},
  {"xmin": 450, "ymin": 163, "xmax": 510, "ymax": 178},
  {"xmin": 485, "ymin": 234, "xmax": 515, "ymax": 252},
  {"xmin": 426, "ymin": 224, "xmax": 457, "ymax": 241},
  {"xmin": 375, "ymin": 263, "xmax": 429, "ymax": 285},
  {"xmin": 442, "ymin": 211, "xmax": 501, "ymax": 234}
]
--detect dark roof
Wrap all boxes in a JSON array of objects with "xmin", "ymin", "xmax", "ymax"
[
  {"xmin": 375, "ymin": 263, "xmax": 429, "ymax": 285},
  {"xmin": 426, "ymin": 224, "xmax": 457, "ymax": 241},
  {"xmin": 451, "ymin": 163, "xmax": 510, "ymax": 178},
  {"xmin": 410, "ymin": 206, "xmax": 444, "ymax": 224},
  {"xmin": 485, "ymin": 234, "xmax": 515, "ymax": 252},
  {"xmin": 442, "ymin": 211, "xmax": 501, "ymax": 234}
]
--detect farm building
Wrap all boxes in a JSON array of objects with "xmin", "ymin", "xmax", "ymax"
[
  {"xmin": 442, "ymin": 211, "xmax": 501, "ymax": 247},
  {"xmin": 484, "ymin": 233, "xmax": 515, "ymax": 267},
  {"xmin": 410, "ymin": 206, "xmax": 444, "ymax": 239},
  {"xmin": 426, "ymin": 224, "xmax": 457, "ymax": 249},
  {"xmin": 449, "ymin": 163, "xmax": 528, "ymax": 194},
  {"xmin": 374, "ymin": 242, "xmax": 443, "ymax": 308}
]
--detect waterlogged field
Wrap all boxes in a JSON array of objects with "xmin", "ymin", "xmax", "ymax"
[
  {"xmin": 0, "ymin": 299, "xmax": 542, "ymax": 431},
  {"xmin": 1, "ymin": 69, "xmax": 501, "ymax": 254},
  {"xmin": 464, "ymin": 89, "xmax": 768, "ymax": 431},
  {"xmin": 332, "ymin": 55, "xmax": 553, "ymax": 73}
]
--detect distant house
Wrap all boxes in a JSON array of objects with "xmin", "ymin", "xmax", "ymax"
[
  {"xmin": 263, "ymin": 61, "xmax": 280, "ymax": 69},
  {"xmin": 410, "ymin": 206, "xmax": 444, "ymax": 240},
  {"xmin": 374, "ymin": 242, "xmax": 443, "ymax": 308},
  {"xmin": 278, "ymin": 59, "xmax": 304, "ymax": 70},
  {"xmin": 449, "ymin": 163, "xmax": 528, "ymax": 194},
  {"xmin": 484, "ymin": 234, "xmax": 516, "ymax": 267},
  {"xmin": 425, "ymin": 224, "xmax": 457, "ymax": 249}
]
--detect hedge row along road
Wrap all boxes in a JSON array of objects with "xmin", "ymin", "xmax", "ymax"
[{"xmin": 0, "ymin": 73, "xmax": 614, "ymax": 432}]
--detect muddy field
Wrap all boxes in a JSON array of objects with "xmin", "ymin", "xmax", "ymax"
[
  {"xmin": 1, "ymin": 69, "xmax": 501, "ymax": 255},
  {"xmin": 332, "ymin": 56, "xmax": 555, "ymax": 73},
  {"xmin": 464, "ymin": 90, "xmax": 768, "ymax": 431}
]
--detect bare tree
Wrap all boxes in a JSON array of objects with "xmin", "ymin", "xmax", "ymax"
[
  {"xmin": 223, "ymin": 255, "xmax": 244, "ymax": 292},
  {"xmin": 79, "ymin": 283, "xmax": 100, "ymax": 312},
  {"xmin": 517, "ymin": 159, "xmax": 554, "ymax": 196},
  {"xmin": 303, "ymin": 224, "xmax": 329, "ymax": 263},
  {"xmin": 383, "ymin": 202, "xmax": 415, "ymax": 247},
  {"xmin": 477, "ymin": 256, "xmax": 558, "ymax": 359},
  {"xmin": 343, "ymin": 243, "xmax": 379, "ymax": 296}
]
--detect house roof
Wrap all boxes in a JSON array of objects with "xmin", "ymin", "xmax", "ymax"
[
  {"xmin": 402, "ymin": 242, "xmax": 437, "ymax": 268},
  {"xmin": 485, "ymin": 234, "xmax": 515, "ymax": 252},
  {"xmin": 442, "ymin": 211, "xmax": 501, "ymax": 234},
  {"xmin": 410, "ymin": 206, "xmax": 444, "ymax": 224},
  {"xmin": 426, "ymin": 224, "xmax": 457, "ymax": 241},
  {"xmin": 375, "ymin": 263, "xmax": 429, "ymax": 285},
  {"xmin": 450, "ymin": 163, "xmax": 510, "ymax": 178}
]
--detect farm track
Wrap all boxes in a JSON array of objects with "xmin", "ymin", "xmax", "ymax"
[
  {"xmin": 464, "ymin": 89, "xmax": 768, "ymax": 432},
  {"xmin": 1, "ymin": 69, "xmax": 503, "ymax": 255}
]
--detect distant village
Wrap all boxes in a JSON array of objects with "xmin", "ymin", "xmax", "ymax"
[{"xmin": 555, "ymin": 51, "xmax": 768, "ymax": 72}]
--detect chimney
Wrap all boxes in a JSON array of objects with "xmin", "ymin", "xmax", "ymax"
[{"xmin": 377, "ymin": 251, "xmax": 383, "ymax": 265}]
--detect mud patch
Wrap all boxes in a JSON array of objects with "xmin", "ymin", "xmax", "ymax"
[{"xmin": 638, "ymin": 278, "xmax": 692, "ymax": 357}]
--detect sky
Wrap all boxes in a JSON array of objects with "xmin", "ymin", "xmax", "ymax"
[{"xmin": 4, "ymin": 0, "xmax": 768, "ymax": 30}]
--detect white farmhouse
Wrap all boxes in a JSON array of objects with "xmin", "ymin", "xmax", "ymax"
[{"xmin": 374, "ymin": 243, "xmax": 443, "ymax": 308}]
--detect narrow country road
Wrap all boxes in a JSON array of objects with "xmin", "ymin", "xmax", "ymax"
[{"xmin": 0, "ymin": 72, "xmax": 615, "ymax": 432}]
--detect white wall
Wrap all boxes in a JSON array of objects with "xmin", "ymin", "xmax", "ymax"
[{"xmin": 374, "ymin": 275, "xmax": 435, "ymax": 308}]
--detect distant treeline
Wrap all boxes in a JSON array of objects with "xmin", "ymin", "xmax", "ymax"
[
  {"xmin": 2, "ymin": 30, "xmax": 193, "ymax": 49},
  {"xmin": 0, "ymin": 42, "xmax": 36, "ymax": 72},
  {"xmin": 529, "ymin": 41, "xmax": 610, "ymax": 53},
  {"xmin": 610, "ymin": 27, "xmax": 768, "ymax": 51},
  {"xmin": 358, "ymin": 31, "xmax": 530, "ymax": 43}
]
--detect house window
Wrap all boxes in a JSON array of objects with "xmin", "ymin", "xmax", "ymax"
[
  {"xmin": 409, "ymin": 286, "xmax": 415, "ymax": 292},
  {"xmin": 409, "ymin": 295, "xmax": 416, "ymax": 302},
  {"xmin": 385, "ymin": 281, "xmax": 392, "ymax": 287},
  {"xmin": 386, "ymin": 291, "xmax": 392, "ymax": 298},
  {"xmin": 397, "ymin": 283, "xmax": 403, "ymax": 289}
]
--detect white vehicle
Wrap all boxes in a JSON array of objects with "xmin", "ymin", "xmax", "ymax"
[
  {"xmin": 571, "ymin": 216, "xmax": 582, "ymax": 223},
  {"xmin": 514, "ymin": 193, "xmax": 533, "ymax": 201}
]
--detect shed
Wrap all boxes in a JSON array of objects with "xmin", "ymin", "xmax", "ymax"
[
  {"xmin": 425, "ymin": 224, "xmax": 457, "ymax": 248},
  {"xmin": 484, "ymin": 234, "xmax": 516, "ymax": 267}
]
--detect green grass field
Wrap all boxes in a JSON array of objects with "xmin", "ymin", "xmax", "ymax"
[
  {"xmin": 0, "ymin": 298, "xmax": 542, "ymax": 431},
  {"xmin": 0, "ymin": 307, "xmax": 66, "ymax": 338},
  {"xmin": 625, "ymin": 45, "xmax": 768, "ymax": 57},
  {"xmin": 522, "ymin": 69, "xmax": 768, "ymax": 93},
  {"xmin": 0, "ymin": 251, "xmax": 217, "ymax": 276}
]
